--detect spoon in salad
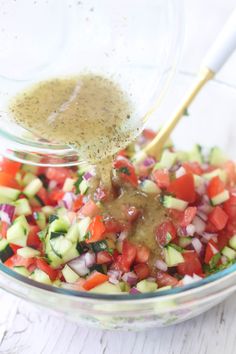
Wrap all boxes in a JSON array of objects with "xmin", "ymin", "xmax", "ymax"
[{"xmin": 143, "ymin": 8, "xmax": 236, "ymax": 159}]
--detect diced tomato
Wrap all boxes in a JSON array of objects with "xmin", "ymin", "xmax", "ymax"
[
  {"xmin": 182, "ymin": 162, "xmax": 202, "ymax": 176},
  {"xmin": 36, "ymin": 258, "xmax": 59, "ymax": 281},
  {"xmin": 177, "ymin": 251, "xmax": 202, "ymax": 276},
  {"xmin": 46, "ymin": 167, "xmax": 71, "ymax": 185},
  {"xmin": 204, "ymin": 241, "xmax": 219, "ymax": 264},
  {"xmin": 180, "ymin": 207, "xmax": 197, "ymax": 227},
  {"xmin": 208, "ymin": 206, "xmax": 228, "ymax": 231},
  {"xmin": 0, "ymin": 171, "xmax": 20, "ymax": 189},
  {"xmin": 4, "ymin": 254, "xmax": 35, "ymax": 269},
  {"xmin": 37, "ymin": 187, "xmax": 49, "ymax": 205},
  {"xmin": 205, "ymin": 220, "xmax": 219, "ymax": 233},
  {"xmin": 156, "ymin": 221, "xmax": 177, "ymax": 247},
  {"xmin": 156, "ymin": 270, "xmax": 178, "ymax": 287},
  {"xmin": 167, "ymin": 173, "xmax": 196, "ymax": 203},
  {"xmin": 86, "ymin": 215, "xmax": 106, "ymax": 243},
  {"xmin": 224, "ymin": 161, "xmax": 236, "ymax": 185},
  {"xmin": 48, "ymin": 189, "xmax": 65, "ymax": 205},
  {"xmin": 168, "ymin": 209, "xmax": 184, "ymax": 224},
  {"xmin": 135, "ymin": 245, "xmax": 150, "ymax": 263},
  {"xmin": 83, "ymin": 271, "xmax": 108, "ymax": 290},
  {"xmin": 142, "ymin": 129, "xmax": 156, "ymax": 140},
  {"xmin": 123, "ymin": 206, "xmax": 141, "ymax": 222},
  {"xmin": 96, "ymin": 251, "xmax": 113, "ymax": 264},
  {"xmin": 27, "ymin": 225, "xmax": 41, "ymax": 249},
  {"xmin": 0, "ymin": 158, "xmax": 21, "ymax": 176},
  {"xmin": 80, "ymin": 200, "xmax": 100, "ymax": 218},
  {"xmin": 0, "ymin": 221, "xmax": 8, "ymax": 238},
  {"xmin": 217, "ymin": 230, "xmax": 232, "ymax": 251},
  {"xmin": 9, "ymin": 244, "xmax": 21, "ymax": 253},
  {"xmin": 223, "ymin": 193, "xmax": 236, "ymax": 220},
  {"xmin": 112, "ymin": 240, "xmax": 137, "ymax": 272},
  {"xmin": 134, "ymin": 263, "xmax": 150, "ymax": 280},
  {"xmin": 73, "ymin": 195, "xmax": 84, "ymax": 212},
  {"xmin": 104, "ymin": 219, "xmax": 124, "ymax": 234},
  {"xmin": 114, "ymin": 157, "xmax": 138, "ymax": 187},
  {"xmin": 153, "ymin": 169, "xmax": 170, "ymax": 189},
  {"xmin": 207, "ymin": 176, "xmax": 225, "ymax": 198}
]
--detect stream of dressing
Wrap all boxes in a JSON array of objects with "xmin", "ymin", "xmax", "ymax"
[{"xmin": 9, "ymin": 74, "xmax": 136, "ymax": 184}]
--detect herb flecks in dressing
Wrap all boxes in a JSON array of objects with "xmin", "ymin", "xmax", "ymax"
[{"xmin": 10, "ymin": 74, "xmax": 134, "ymax": 164}]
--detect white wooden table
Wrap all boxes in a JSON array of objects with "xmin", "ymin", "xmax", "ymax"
[{"xmin": 1, "ymin": 1, "xmax": 236, "ymax": 353}]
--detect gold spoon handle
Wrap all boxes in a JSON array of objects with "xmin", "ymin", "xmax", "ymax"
[{"xmin": 143, "ymin": 67, "xmax": 214, "ymax": 158}]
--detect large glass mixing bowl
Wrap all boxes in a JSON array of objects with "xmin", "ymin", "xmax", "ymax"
[
  {"xmin": 0, "ymin": 75, "xmax": 236, "ymax": 330},
  {"xmin": 0, "ymin": 0, "xmax": 183, "ymax": 166}
]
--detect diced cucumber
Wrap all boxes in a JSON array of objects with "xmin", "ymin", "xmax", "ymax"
[
  {"xmin": 50, "ymin": 236, "xmax": 73, "ymax": 258},
  {"xmin": 136, "ymin": 280, "xmax": 157, "ymax": 293},
  {"xmin": 66, "ymin": 223, "xmax": 80, "ymax": 243},
  {"xmin": 17, "ymin": 246, "xmax": 40, "ymax": 258},
  {"xmin": 91, "ymin": 240, "xmax": 108, "ymax": 253},
  {"xmin": 7, "ymin": 215, "xmax": 29, "ymax": 247},
  {"xmin": 222, "ymin": 246, "xmax": 236, "ymax": 260},
  {"xmin": 33, "ymin": 211, "xmax": 46, "ymax": 229},
  {"xmin": 119, "ymin": 281, "xmax": 130, "ymax": 292},
  {"xmin": 211, "ymin": 190, "xmax": 230, "ymax": 206},
  {"xmin": 48, "ymin": 214, "xmax": 59, "ymax": 224},
  {"xmin": 46, "ymin": 250, "xmax": 62, "ymax": 268},
  {"xmin": 77, "ymin": 164, "xmax": 92, "ymax": 176},
  {"xmin": 0, "ymin": 239, "xmax": 14, "ymax": 262},
  {"xmin": 89, "ymin": 281, "xmax": 122, "ymax": 294},
  {"xmin": 155, "ymin": 150, "xmax": 176, "ymax": 170},
  {"xmin": 139, "ymin": 180, "xmax": 160, "ymax": 194},
  {"xmin": 77, "ymin": 217, "xmax": 91, "ymax": 242},
  {"xmin": 0, "ymin": 196, "xmax": 13, "ymax": 204},
  {"xmin": 63, "ymin": 178, "xmax": 75, "ymax": 192},
  {"xmin": 62, "ymin": 264, "xmax": 79, "ymax": 283},
  {"xmin": 23, "ymin": 178, "xmax": 43, "ymax": 198},
  {"xmin": 175, "ymin": 150, "xmax": 189, "ymax": 162},
  {"xmin": 162, "ymin": 196, "xmax": 188, "ymax": 211},
  {"xmin": 22, "ymin": 172, "xmax": 36, "ymax": 186},
  {"xmin": 41, "ymin": 206, "xmax": 55, "ymax": 217},
  {"xmin": 14, "ymin": 198, "xmax": 32, "ymax": 216},
  {"xmin": 13, "ymin": 266, "xmax": 30, "ymax": 277},
  {"xmin": 164, "ymin": 246, "xmax": 184, "ymax": 267},
  {"xmin": 49, "ymin": 218, "xmax": 69, "ymax": 233},
  {"xmin": 209, "ymin": 147, "xmax": 227, "ymax": 166},
  {"xmin": 30, "ymin": 268, "xmax": 51, "ymax": 285},
  {"xmin": 203, "ymin": 168, "xmax": 227, "ymax": 183},
  {"xmin": 156, "ymin": 285, "xmax": 172, "ymax": 292},
  {"xmin": 21, "ymin": 164, "xmax": 38, "ymax": 174},
  {"xmin": 178, "ymin": 237, "xmax": 192, "ymax": 248},
  {"xmin": 62, "ymin": 245, "xmax": 79, "ymax": 263},
  {"xmin": 79, "ymin": 179, "xmax": 89, "ymax": 195},
  {"xmin": 229, "ymin": 235, "xmax": 236, "ymax": 250},
  {"xmin": 188, "ymin": 145, "xmax": 203, "ymax": 163},
  {"xmin": 0, "ymin": 186, "xmax": 21, "ymax": 201},
  {"xmin": 193, "ymin": 174, "xmax": 205, "ymax": 188}
]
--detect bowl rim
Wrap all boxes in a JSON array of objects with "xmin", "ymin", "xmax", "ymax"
[{"xmin": 1, "ymin": 257, "xmax": 236, "ymax": 302}]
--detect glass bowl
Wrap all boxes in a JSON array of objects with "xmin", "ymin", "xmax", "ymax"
[
  {"xmin": 0, "ymin": 74, "xmax": 236, "ymax": 330},
  {"xmin": 0, "ymin": 0, "xmax": 183, "ymax": 166}
]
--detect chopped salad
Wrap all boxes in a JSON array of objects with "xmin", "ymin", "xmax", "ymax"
[{"xmin": 0, "ymin": 130, "xmax": 236, "ymax": 294}]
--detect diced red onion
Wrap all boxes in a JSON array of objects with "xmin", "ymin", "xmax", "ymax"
[
  {"xmin": 84, "ymin": 252, "xmax": 96, "ymax": 268},
  {"xmin": 129, "ymin": 287, "xmax": 141, "ymax": 295},
  {"xmin": 192, "ymin": 237, "xmax": 203, "ymax": 255},
  {"xmin": 196, "ymin": 183, "xmax": 206, "ymax": 196},
  {"xmin": 177, "ymin": 226, "xmax": 187, "ymax": 237},
  {"xmin": 186, "ymin": 224, "xmax": 196, "ymax": 236},
  {"xmin": 62, "ymin": 192, "xmax": 76, "ymax": 210},
  {"xmin": 196, "ymin": 210, "xmax": 208, "ymax": 221},
  {"xmin": 202, "ymin": 194, "xmax": 210, "ymax": 204},
  {"xmin": 68, "ymin": 255, "xmax": 89, "ymax": 276},
  {"xmin": 0, "ymin": 204, "xmax": 15, "ymax": 223},
  {"xmin": 201, "ymin": 232, "xmax": 218, "ymax": 241},
  {"xmin": 192, "ymin": 216, "xmax": 206, "ymax": 234},
  {"xmin": 147, "ymin": 277, "xmax": 156, "ymax": 282},
  {"xmin": 182, "ymin": 274, "xmax": 202, "ymax": 285},
  {"xmin": 107, "ymin": 270, "xmax": 122, "ymax": 285},
  {"xmin": 198, "ymin": 203, "xmax": 212, "ymax": 214},
  {"xmin": 175, "ymin": 166, "xmax": 186, "ymax": 178},
  {"xmin": 155, "ymin": 259, "xmax": 168, "ymax": 272},
  {"xmin": 143, "ymin": 157, "xmax": 156, "ymax": 167},
  {"xmin": 84, "ymin": 172, "xmax": 93, "ymax": 180},
  {"xmin": 122, "ymin": 272, "xmax": 138, "ymax": 286}
]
